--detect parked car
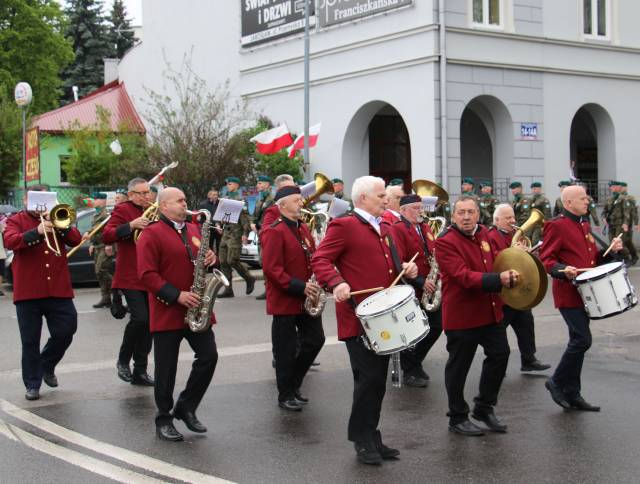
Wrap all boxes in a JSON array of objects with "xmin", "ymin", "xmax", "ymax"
[
  {"xmin": 4, "ymin": 209, "xmax": 99, "ymax": 285},
  {"xmin": 240, "ymin": 230, "xmax": 261, "ymax": 268}
]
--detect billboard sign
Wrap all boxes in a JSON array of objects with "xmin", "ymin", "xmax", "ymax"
[
  {"xmin": 25, "ymin": 128, "xmax": 40, "ymax": 183},
  {"xmin": 317, "ymin": 0, "xmax": 412, "ymax": 28},
  {"xmin": 241, "ymin": 0, "xmax": 316, "ymax": 47}
]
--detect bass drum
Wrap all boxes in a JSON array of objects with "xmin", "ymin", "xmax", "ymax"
[{"xmin": 575, "ymin": 262, "xmax": 637, "ymax": 319}]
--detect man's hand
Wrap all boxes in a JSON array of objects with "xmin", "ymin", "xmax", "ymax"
[
  {"xmin": 241, "ymin": 235, "xmax": 248, "ymax": 245},
  {"xmin": 129, "ymin": 217, "xmax": 150, "ymax": 230},
  {"xmin": 81, "ymin": 232, "xmax": 91, "ymax": 242},
  {"xmin": 177, "ymin": 291, "xmax": 200, "ymax": 308},
  {"xmin": 622, "ymin": 223, "xmax": 629, "ymax": 232},
  {"xmin": 562, "ymin": 266, "xmax": 578, "ymax": 280},
  {"xmin": 304, "ymin": 281, "xmax": 322, "ymax": 299},
  {"xmin": 104, "ymin": 245, "xmax": 114, "ymax": 257},
  {"xmin": 401, "ymin": 262, "xmax": 418, "ymax": 279},
  {"xmin": 204, "ymin": 249, "xmax": 216, "ymax": 266},
  {"xmin": 500, "ymin": 270, "xmax": 520, "ymax": 288},
  {"xmin": 37, "ymin": 220, "xmax": 54, "ymax": 235},
  {"xmin": 611, "ymin": 237, "xmax": 624, "ymax": 253},
  {"xmin": 88, "ymin": 245, "xmax": 94, "ymax": 256},
  {"xmin": 250, "ymin": 223, "xmax": 257, "ymax": 233},
  {"xmin": 423, "ymin": 280, "xmax": 437, "ymax": 295},
  {"xmin": 333, "ymin": 282, "xmax": 351, "ymax": 302}
]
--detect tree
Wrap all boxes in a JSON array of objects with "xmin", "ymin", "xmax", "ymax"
[
  {"xmin": 107, "ymin": 0, "xmax": 135, "ymax": 59},
  {"xmin": 0, "ymin": 92, "xmax": 22, "ymax": 197},
  {"xmin": 62, "ymin": 0, "xmax": 114, "ymax": 102},
  {"xmin": 0, "ymin": 0, "xmax": 74, "ymax": 113}
]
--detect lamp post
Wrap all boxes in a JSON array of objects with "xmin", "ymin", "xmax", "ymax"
[
  {"xmin": 14, "ymin": 82, "xmax": 33, "ymax": 192},
  {"xmin": 303, "ymin": 0, "xmax": 311, "ymax": 178}
]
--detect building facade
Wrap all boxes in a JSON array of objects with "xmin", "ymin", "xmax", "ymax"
[{"xmin": 118, "ymin": 0, "xmax": 640, "ymax": 200}]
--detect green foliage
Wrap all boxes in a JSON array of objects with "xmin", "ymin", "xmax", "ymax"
[
  {"xmin": 107, "ymin": 0, "xmax": 135, "ymax": 59},
  {"xmin": 63, "ymin": 106, "xmax": 149, "ymax": 185},
  {"xmin": 0, "ymin": 92, "xmax": 22, "ymax": 197},
  {"xmin": 0, "ymin": 0, "xmax": 74, "ymax": 113},
  {"xmin": 62, "ymin": 0, "xmax": 115, "ymax": 102}
]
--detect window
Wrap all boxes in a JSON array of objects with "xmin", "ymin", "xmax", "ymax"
[
  {"xmin": 473, "ymin": 0, "xmax": 501, "ymax": 27},
  {"xmin": 583, "ymin": 0, "xmax": 609, "ymax": 38}
]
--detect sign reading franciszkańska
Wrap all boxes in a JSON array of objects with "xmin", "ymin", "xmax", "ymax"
[{"xmin": 317, "ymin": 0, "xmax": 412, "ymax": 28}]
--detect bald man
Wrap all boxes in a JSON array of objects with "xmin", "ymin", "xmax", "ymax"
[{"xmin": 540, "ymin": 185, "xmax": 623, "ymax": 412}]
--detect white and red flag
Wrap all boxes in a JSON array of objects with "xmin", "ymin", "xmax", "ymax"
[
  {"xmin": 250, "ymin": 124, "xmax": 294, "ymax": 155},
  {"xmin": 288, "ymin": 123, "xmax": 321, "ymax": 158}
]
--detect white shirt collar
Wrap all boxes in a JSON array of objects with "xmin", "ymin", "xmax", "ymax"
[
  {"xmin": 354, "ymin": 207, "xmax": 382, "ymax": 233},
  {"xmin": 172, "ymin": 220, "xmax": 185, "ymax": 230},
  {"xmin": 388, "ymin": 209, "xmax": 400, "ymax": 218}
]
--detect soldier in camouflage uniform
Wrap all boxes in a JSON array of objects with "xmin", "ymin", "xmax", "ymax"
[
  {"xmin": 509, "ymin": 181, "xmax": 531, "ymax": 227},
  {"xmin": 461, "ymin": 177, "xmax": 476, "ymax": 197},
  {"xmin": 528, "ymin": 182, "xmax": 552, "ymax": 245},
  {"xmin": 87, "ymin": 193, "xmax": 114, "ymax": 308},
  {"xmin": 251, "ymin": 175, "xmax": 275, "ymax": 300},
  {"xmin": 479, "ymin": 181, "xmax": 499, "ymax": 226},
  {"xmin": 602, "ymin": 180, "xmax": 634, "ymax": 264},
  {"xmin": 619, "ymin": 181, "xmax": 638, "ymax": 265},
  {"xmin": 218, "ymin": 176, "xmax": 256, "ymax": 298}
]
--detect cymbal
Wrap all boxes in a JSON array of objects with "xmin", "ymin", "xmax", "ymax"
[{"xmin": 493, "ymin": 248, "xmax": 548, "ymax": 310}]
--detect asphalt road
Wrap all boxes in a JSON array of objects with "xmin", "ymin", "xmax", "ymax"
[{"xmin": 0, "ymin": 268, "xmax": 639, "ymax": 483}]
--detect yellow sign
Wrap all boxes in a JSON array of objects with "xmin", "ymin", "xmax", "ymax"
[{"xmin": 25, "ymin": 128, "xmax": 40, "ymax": 182}]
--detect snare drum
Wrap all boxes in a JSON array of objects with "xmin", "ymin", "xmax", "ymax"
[
  {"xmin": 575, "ymin": 262, "xmax": 638, "ymax": 319},
  {"xmin": 355, "ymin": 285, "xmax": 430, "ymax": 354}
]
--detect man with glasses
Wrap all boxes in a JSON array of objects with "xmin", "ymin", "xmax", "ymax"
[{"xmin": 103, "ymin": 177, "xmax": 156, "ymax": 387}]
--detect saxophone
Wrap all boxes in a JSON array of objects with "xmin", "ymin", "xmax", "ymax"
[
  {"xmin": 420, "ymin": 216, "xmax": 446, "ymax": 312},
  {"xmin": 303, "ymin": 274, "xmax": 327, "ymax": 317},
  {"xmin": 185, "ymin": 209, "xmax": 230, "ymax": 332}
]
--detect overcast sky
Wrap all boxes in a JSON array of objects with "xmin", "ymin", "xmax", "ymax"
[{"xmin": 60, "ymin": 0, "xmax": 143, "ymax": 25}]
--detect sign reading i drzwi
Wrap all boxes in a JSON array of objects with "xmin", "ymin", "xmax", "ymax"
[{"xmin": 241, "ymin": 0, "xmax": 316, "ymax": 47}]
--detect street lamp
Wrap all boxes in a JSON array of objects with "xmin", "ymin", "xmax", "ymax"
[{"xmin": 14, "ymin": 82, "xmax": 33, "ymax": 191}]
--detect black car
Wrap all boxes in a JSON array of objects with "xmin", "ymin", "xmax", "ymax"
[{"xmin": 4, "ymin": 209, "xmax": 99, "ymax": 285}]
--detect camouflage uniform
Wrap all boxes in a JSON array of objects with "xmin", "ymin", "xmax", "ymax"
[
  {"xmin": 553, "ymin": 197, "xmax": 563, "ymax": 217},
  {"xmin": 253, "ymin": 190, "xmax": 275, "ymax": 231},
  {"xmin": 479, "ymin": 193, "xmax": 499, "ymax": 227},
  {"xmin": 434, "ymin": 201, "xmax": 451, "ymax": 225},
  {"xmin": 602, "ymin": 192, "xmax": 634, "ymax": 261},
  {"xmin": 90, "ymin": 208, "xmax": 115, "ymax": 306},
  {"xmin": 529, "ymin": 193, "xmax": 552, "ymax": 245},
  {"xmin": 219, "ymin": 192, "xmax": 255, "ymax": 296},
  {"xmin": 587, "ymin": 196, "xmax": 600, "ymax": 227},
  {"xmin": 620, "ymin": 191, "xmax": 638, "ymax": 263},
  {"xmin": 511, "ymin": 194, "xmax": 531, "ymax": 227}
]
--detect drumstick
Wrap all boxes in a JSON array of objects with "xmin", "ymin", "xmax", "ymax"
[
  {"xmin": 558, "ymin": 268, "xmax": 592, "ymax": 273},
  {"xmin": 389, "ymin": 252, "xmax": 419, "ymax": 288},
  {"xmin": 326, "ymin": 286, "xmax": 385, "ymax": 301},
  {"xmin": 603, "ymin": 232, "xmax": 623, "ymax": 258}
]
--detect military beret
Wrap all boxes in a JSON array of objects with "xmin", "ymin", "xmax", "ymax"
[
  {"xmin": 389, "ymin": 178, "xmax": 404, "ymax": 186},
  {"xmin": 509, "ymin": 181, "xmax": 522, "ymax": 189},
  {"xmin": 332, "ymin": 178, "xmax": 343, "ymax": 184},
  {"xmin": 531, "ymin": 182, "xmax": 542, "ymax": 188},
  {"xmin": 558, "ymin": 180, "xmax": 571, "ymax": 187},
  {"xmin": 480, "ymin": 181, "xmax": 493, "ymax": 188},
  {"xmin": 150, "ymin": 185, "xmax": 158, "ymax": 193},
  {"xmin": 257, "ymin": 175, "xmax": 272, "ymax": 183},
  {"xmin": 400, "ymin": 194, "xmax": 422, "ymax": 206},
  {"xmin": 462, "ymin": 177, "xmax": 475, "ymax": 185},
  {"xmin": 274, "ymin": 185, "xmax": 301, "ymax": 201},
  {"xmin": 619, "ymin": 181, "xmax": 628, "ymax": 187},
  {"xmin": 116, "ymin": 188, "xmax": 127, "ymax": 194},
  {"xmin": 92, "ymin": 192, "xmax": 107, "ymax": 199},
  {"xmin": 295, "ymin": 179, "xmax": 305, "ymax": 186},
  {"xmin": 225, "ymin": 176, "xmax": 241, "ymax": 184}
]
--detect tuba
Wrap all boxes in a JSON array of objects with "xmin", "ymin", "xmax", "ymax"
[
  {"xmin": 511, "ymin": 208, "xmax": 544, "ymax": 249},
  {"xmin": 302, "ymin": 172, "xmax": 334, "ymax": 208},
  {"xmin": 185, "ymin": 209, "xmax": 230, "ymax": 332}
]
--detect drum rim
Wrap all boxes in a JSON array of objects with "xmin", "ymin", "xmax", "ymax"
[
  {"xmin": 587, "ymin": 298, "xmax": 637, "ymax": 320},
  {"xmin": 366, "ymin": 325, "xmax": 431, "ymax": 355},
  {"xmin": 356, "ymin": 286, "xmax": 415, "ymax": 318},
  {"xmin": 575, "ymin": 261, "xmax": 624, "ymax": 284}
]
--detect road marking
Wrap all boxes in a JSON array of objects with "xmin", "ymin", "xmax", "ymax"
[
  {"xmin": 0, "ymin": 399, "xmax": 235, "ymax": 483},
  {"xmin": 0, "ymin": 336, "xmax": 341, "ymax": 380},
  {"xmin": 0, "ymin": 416, "xmax": 164, "ymax": 483}
]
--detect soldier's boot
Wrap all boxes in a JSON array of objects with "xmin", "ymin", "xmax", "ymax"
[
  {"xmin": 93, "ymin": 279, "xmax": 112, "ymax": 308},
  {"xmin": 234, "ymin": 261, "xmax": 255, "ymax": 295},
  {"xmin": 218, "ymin": 265, "xmax": 235, "ymax": 298}
]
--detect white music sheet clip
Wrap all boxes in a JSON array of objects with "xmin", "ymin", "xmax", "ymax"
[
  {"xmin": 422, "ymin": 196, "xmax": 438, "ymax": 212},
  {"xmin": 213, "ymin": 199, "xmax": 244, "ymax": 224},
  {"xmin": 27, "ymin": 191, "xmax": 59, "ymax": 212}
]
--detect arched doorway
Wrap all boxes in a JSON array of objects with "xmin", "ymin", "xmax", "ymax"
[
  {"xmin": 461, "ymin": 108, "xmax": 493, "ymax": 180},
  {"xmin": 570, "ymin": 104, "xmax": 615, "ymax": 199},
  {"xmin": 342, "ymin": 101, "xmax": 411, "ymax": 191}
]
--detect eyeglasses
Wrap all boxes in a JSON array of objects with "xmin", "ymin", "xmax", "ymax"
[{"xmin": 130, "ymin": 190, "xmax": 151, "ymax": 196}]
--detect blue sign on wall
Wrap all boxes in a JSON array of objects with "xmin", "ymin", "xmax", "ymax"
[{"xmin": 520, "ymin": 123, "xmax": 538, "ymax": 140}]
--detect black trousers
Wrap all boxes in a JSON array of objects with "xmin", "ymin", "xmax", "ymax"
[
  {"xmin": 272, "ymin": 313, "xmax": 325, "ymax": 401},
  {"xmin": 345, "ymin": 338, "xmax": 390, "ymax": 443},
  {"xmin": 118, "ymin": 289, "xmax": 152, "ymax": 373},
  {"xmin": 401, "ymin": 308, "xmax": 443, "ymax": 374},
  {"xmin": 444, "ymin": 324, "xmax": 510, "ymax": 425},
  {"xmin": 552, "ymin": 308, "xmax": 592, "ymax": 400},
  {"xmin": 502, "ymin": 306, "xmax": 537, "ymax": 365},
  {"xmin": 153, "ymin": 328, "xmax": 218, "ymax": 426},
  {"xmin": 15, "ymin": 298, "xmax": 77, "ymax": 390}
]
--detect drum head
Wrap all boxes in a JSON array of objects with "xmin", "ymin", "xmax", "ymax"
[
  {"xmin": 576, "ymin": 262, "xmax": 623, "ymax": 282},
  {"xmin": 356, "ymin": 285, "xmax": 414, "ymax": 317}
]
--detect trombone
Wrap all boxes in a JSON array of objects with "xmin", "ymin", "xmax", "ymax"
[
  {"xmin": 37, "ymin": 204, "xmax": 77, "ymax": 257},
  {"xmin": 66, "ymin": 215, "xmax": 111, "ymax": 258}
]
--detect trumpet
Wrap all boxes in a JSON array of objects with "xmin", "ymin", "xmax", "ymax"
[
  {"xmin": 133, "ymin": 202, "xmax": 159, "ymax": 243},
  {"xmin": 37, "ymin": 204, "xmax": 77, "ymax": 257}
]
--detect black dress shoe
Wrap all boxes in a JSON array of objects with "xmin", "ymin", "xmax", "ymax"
[
  {"xmin": 310, "ymin": 361, "xmax": 320, "ymax": 367},
  {"xmin": 403, "ymin": 374, "xmax": 429, "ymax": 388},
  {"xmin": 472, "ymin": 410, "xmax": 507, "ymax": 433},
  {"xmin": 545, "ymin": 378, "xmax": 571, "ymax": 409},
  {"xmin": 294, "ymin": 390, "xmax": 309, "ymax": 405},
  {"xmin": 25, "ymin": 388, "xmax": 40, "ymax": 401},
  {"xmin": 218, "ymin": 290, "xmax": 234, "ymax": 298},
  {"xmin": 245, "ymin": 278, "xmax": 255, "ymax": 295},
  {"xmin": 116, "ymin": 362, "xmax": 132, "ymax": 383},
  {"xmin": 131, "ymin": 372, "xmax": 154, "ymax": 386},
  {"xmin": 278, "ymin": 399, "xmax": 303, "ymax": 411},
  {"xmin": 521, "ymin": 360, "xmax": 551, "ymax": 372},
  {"xmin": 373, "ymin": 430, "xmax": 400, "ymax": 459},
  {"xmin": 416, "ymin": 367, "xmax": 431, "ymax": 381},
  {"xmin": 173, "ymin": 409, "xmax": 207, "ymax": 433},
  {"xmin": 354, "ymin": 440, "xmax": 383, "ymax": 465},
  {"xmin": 569, "ymin": 396, "xmax": 600, "ymax": 412},
  {"xmin": 43, "ymin": 373, "xmax": 58, "ymax": 388},
  {"xmin": 255, "ymin": 292, "xmax": 266, "ymax": 300},
  {"xmin": 448, "ymin": 419, "xmax": 485, "ymax": 436},
  {"xmin": 156, "ymin": 422, "xmax": 184, "ymax": 442}
]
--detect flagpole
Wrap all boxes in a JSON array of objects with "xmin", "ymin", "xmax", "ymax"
[{"xmin": 303, "ymin": 0, "xmax": 310, "ymax": 178}]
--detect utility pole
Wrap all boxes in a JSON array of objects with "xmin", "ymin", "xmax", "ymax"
[{"xmin": 303, "ymin": 0, "xmax": 311, "ymax": 178}]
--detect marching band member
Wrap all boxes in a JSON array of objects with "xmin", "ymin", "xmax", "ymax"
[
  {"xmin": 103, "ymin": 177, "xmax": 155, "ymax": 386},
  {"xmin": 390, "ymin": 194, "xmax": 443, "ymax": 387},
  {"xmin": 261, "ymin": 174, "xmax": 297, "ymax": 228},
  {"xmin": 487, "ymin": 204, "xmax": 550, "ymax": 372},
  {"xmin": 381, "ymin": 184, "xmax": 404, "ymax": 224},
  {"xmin": 312, "ymin": 175, "xmax": 418, "ymax": 465},
  {"xmin": 137, "ymin": 187, "xmax": 218, "ymax": 441},
  {"xmin": 3, "ymin": 185, "xmax": 81, "ymax": 400},
  {"xmin": 435, "ymin": 196, "xmax": 516, "ymax": 436},
  {"xmin": 540, "ymin": 185, "xmax": 623, "ymax": 412},
  {"xmin": 261, "ymin": 186, "xmax": 325, "ymax": 411}
]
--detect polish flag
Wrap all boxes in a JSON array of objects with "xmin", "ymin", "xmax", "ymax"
[
  {"xmin": 250, "ymin": 124, "xmax": 294, "ymax": 155},
  {"xmin": 288, "ymin": 123, "xmax": 321, "ymax": 158}
]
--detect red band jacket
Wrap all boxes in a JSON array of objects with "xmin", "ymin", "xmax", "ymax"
[
  {"xmin": 3, "ymin": 211, "xmax": 81, "ymax": 302},
  {"xmin": 381, "ymin": 209, "xmax": 401, "ymax": 225},
  {"xmin": 390, "ymin": 217, "xmax": 436, "ymax": 299},
  {"xmin": 261, "ymin": 216, "xmax": 316, "ymax": 315},
  {"xmin": 311, "ymin": 213, "xmax": 401, "ymax": 340},
  {"xmin": 486, "ymin": 226, "xmax": 513, "ymax": 253},
  {"xmin": 103, "ymin": 200, "xmax": 145, "ymax": 290},
  {"xmin": 260, "ymin": 205, "xmax": 280, "ymax": 233},
  {"xmin": 435, "ymin": 224, "xmax": 503, "ymax": 330},
  {"xmin": 136, "ymin": 217, "xmax": 216, "ymax": 332}
]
